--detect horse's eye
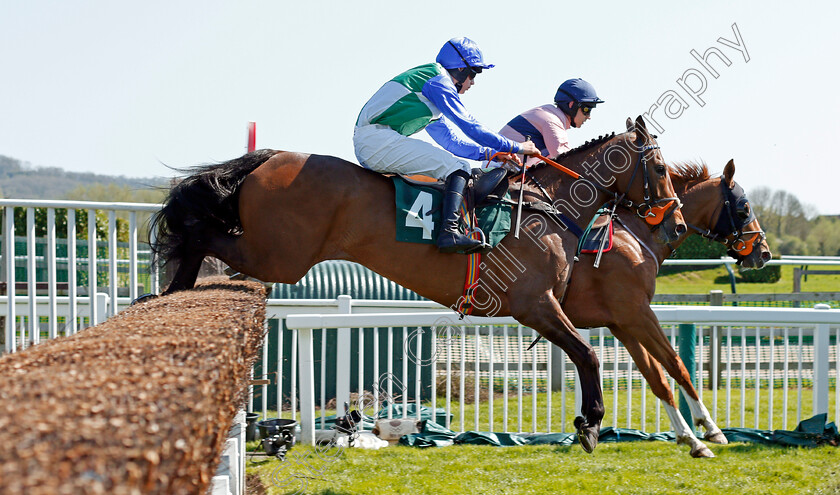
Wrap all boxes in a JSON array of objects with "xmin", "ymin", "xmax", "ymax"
[
  {"xmin": 737, "ymin": 200, "xmax": 751, "ymax": 220},
  {"xmin": 655, "ymin": 165, "xmax": 666, "ymax": 175}
]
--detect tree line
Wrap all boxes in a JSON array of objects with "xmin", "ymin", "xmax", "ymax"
[
  {"xmin": 1, "ymin": 153, "xmax": 166, "ymax": 242},
  {"xmin": 0, "ymin": 154, "xmax": 164, "ymax": 200},
  {"xmin": 749, "ymin": 187, "xmax": 840, "ymax": 256}
]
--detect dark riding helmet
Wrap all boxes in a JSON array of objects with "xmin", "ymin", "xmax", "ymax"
[
  {"xmin": 436, "ymin": 37, "xmax": 494, "ymax": 90},
  {"xmin": 554, "ymin": 78, "xmax": 604, "ymax": 118}
]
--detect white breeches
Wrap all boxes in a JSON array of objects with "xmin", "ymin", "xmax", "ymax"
[{"xmin": 353, "ymin": 124, "xmax": 471, "ymax": 180}]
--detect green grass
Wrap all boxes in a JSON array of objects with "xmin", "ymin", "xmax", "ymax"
[
  {"xmin": 655, "ymin": 264, "xmax": 840, "ymax": 295},
  {"xmin": 248, "ymin": 442, "xmax": 840, "ymax": 494},
  {"xmin": 249, "ymin": 386, "xmax": 839, "ymax": 494}
]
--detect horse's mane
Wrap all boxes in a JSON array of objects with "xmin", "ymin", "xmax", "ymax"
[
  {"xmin": 669, "ymin": 160, "xmax": 710, "ymax": 186},
  {"xmin": 554, "ymin": 132, "xmax": 617, "ymax": 161}
]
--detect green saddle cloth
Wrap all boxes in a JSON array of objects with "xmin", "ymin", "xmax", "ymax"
[{"xmin": 393, "ymin": 177, "xmax": 511, "ymax": 248}]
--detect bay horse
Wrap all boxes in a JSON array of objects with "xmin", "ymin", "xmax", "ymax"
[
  {"xmin": 151, "ymin": 116, "xmax": 685, "ymax": 453},
  {"xmin": 562, "ymin": 158, "xmax": 771, "ymax": 457}
]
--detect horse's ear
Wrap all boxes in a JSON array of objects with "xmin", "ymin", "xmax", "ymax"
[
  {"xmin": 634, "ymin": 115, "xmax": 649, "ymax": 145},
  {"xmin": 723, "ymin": 159, "xmax": 735, "ymax": 188},
  {"xmin": 625, "ymin": 117, "xmax": 633, "ymax": 132}
]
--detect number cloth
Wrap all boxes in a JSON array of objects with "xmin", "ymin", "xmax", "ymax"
[{"xmin": 392, "ymin": 177, "xmax": 511, "ymax": 247}]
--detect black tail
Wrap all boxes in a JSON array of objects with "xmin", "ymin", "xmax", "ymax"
[{"xmin": 150, "ymin": 149, "xmax": 279, "ymax": 273}]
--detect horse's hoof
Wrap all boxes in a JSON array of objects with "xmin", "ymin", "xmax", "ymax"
[
  {"xmin": 130, "ymin": 293, "xmax": 158, "ymax": 306},
  {"xmin": 574, "ymin": 416, "xmax": 599, "ymax": 454},
  {"xmin": 704, "ymin": 430, "xmax": 728, "ymax": 445},
  {"xmin": 578, "ymin": 430, "xmax": 598, "ymax": 453},
  {"xmin": 690, "ymin": 444, "xmax": 715, "ymax": 458}
]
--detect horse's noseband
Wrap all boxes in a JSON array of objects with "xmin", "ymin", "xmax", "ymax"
[
  {"xmin": 637, "ymin": 198, "xmax": 684, "ymax": 226},
  {"xmin": 729, "ymin": 231, "xmax": 763, "ymax": 257}
]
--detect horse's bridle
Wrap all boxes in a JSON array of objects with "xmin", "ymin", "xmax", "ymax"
[
  {"xmin": 519, "ymin": 140, "xmax": 683, "ymax": 229},
  {"xmin": 686, "ymin": 180, "xmax": 766, "ymax": 262},
  {"xmin": 619, "ymin": 144, "xmax": 682, "ymax": 226}
]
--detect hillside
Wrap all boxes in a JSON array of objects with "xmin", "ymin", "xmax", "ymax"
[{"xmin": 0, "ymin": 154, "xmax": 166, "ymax": 200}]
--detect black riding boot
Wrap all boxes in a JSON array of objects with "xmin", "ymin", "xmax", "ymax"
[{"xmin": 437, "ymin": 170, "xmax": 483, "ymax": 254}]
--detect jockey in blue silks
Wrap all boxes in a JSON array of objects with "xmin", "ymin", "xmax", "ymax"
[{"xmin": 354, "ymin": 37, "xmax": 539, "ymax": 253}]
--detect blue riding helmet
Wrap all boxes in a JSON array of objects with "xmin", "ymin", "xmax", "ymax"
[
  {"xmin": 554, "ymin": 78, "xmax": 605, "ymax": 106},
  {"xmin": 436, "ymin": 37, "xmax": 495, "ymax": 70}
]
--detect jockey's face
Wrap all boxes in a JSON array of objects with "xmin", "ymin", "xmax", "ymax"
[
  {"xmin": 449, "ymin": 67, "xmax": 477, "ymax": 95},
  {"xmin": 457, "ymin": 71, "xmax": 475, "ymax": 94},
  {"xmin": 571, "ymin": 103, "xmax": 592, "ymax": 128}
]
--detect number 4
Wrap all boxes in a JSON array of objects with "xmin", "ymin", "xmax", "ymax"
[{"xmin": 405, "ymin": 191, "xmax": 435, "ymax": 240}]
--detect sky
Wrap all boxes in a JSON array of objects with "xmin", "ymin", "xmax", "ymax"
[{"xmin": 1, "ymin": 1, "xmax": 839, "ymax": 213}]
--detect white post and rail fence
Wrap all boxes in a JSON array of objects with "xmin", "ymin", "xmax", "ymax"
[
  {"xmin": 282, "ymin": 301, "xmax": 840, "ymax": 446},
  {"xmin": 0, "ymin": 199, "xmax": 159, "ymax": 353}
]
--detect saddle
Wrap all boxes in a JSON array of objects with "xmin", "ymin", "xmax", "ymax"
[
  {"xmin": 399, "ymin": 166, "xmax": 511, "ymax": 210},
  {"xmin": 399, "ymin": 168, "xmax": 614, "ymax": 255},
  {"xmin": 579, "ymin": 213, "xmax": 614, "ymax": 254},
  {"xmin": 393, "ymin": 168, "xmax": 513, "ymax": 251}
]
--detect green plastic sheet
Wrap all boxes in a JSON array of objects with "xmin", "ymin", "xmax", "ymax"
[{"xmin": 397, "ymin": 411, "xmax": 839, "ymax": 449}]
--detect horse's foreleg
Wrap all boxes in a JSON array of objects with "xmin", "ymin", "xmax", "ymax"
[
  {"xmin": 677, "ymin": 385, "xmax": 728, "ymax": 445},
  {"xmin": 163, "ymin": 231, "xmax": 245, "ymax": 295},
  {"xmin": 618, "ymin": 312, "xmax": 727, "ymax": 447},
  {"xmin": 662, "ymin": 402, "xmax": 716, "ymax": 457},
  {"xmin": 613, "ymin": 329, "xmax": 715, "ymax": 458},
  {"xmin": 514, "ymin": 296, "xmax": 604, "ymax": 453},
  {"xmin": 657, "ymin": 352, "xmax": 728, "ymax": 446},
  {"xmin": 163, "ymin": 253, "xmax": 204, "ymax": 294}
]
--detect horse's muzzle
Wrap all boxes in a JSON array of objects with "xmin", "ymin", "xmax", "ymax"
[{"xmin": 750, "ymin": 250, "xmax": 772, "ymax": 269}]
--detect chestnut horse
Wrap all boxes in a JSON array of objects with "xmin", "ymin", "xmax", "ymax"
[
  {"xmin": 151, "ymin": 116, "xmax": 685, "ymax": 453},
  {"xmin": 563, "ymin": 158, "xmax": 771, "ymax": 457}
]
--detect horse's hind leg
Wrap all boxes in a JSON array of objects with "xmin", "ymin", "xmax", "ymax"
[
  {"xmin": 615, "ymin": 310, "xmax": 727, "ymax": 446},
  {"xmin": 513, "ymin": 295, "xmax": 604, "ymax": 453},
  {"xmin": 612, "ymin": 328, "xmax": 715, "ymax": 458}
]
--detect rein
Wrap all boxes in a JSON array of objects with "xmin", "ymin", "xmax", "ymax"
[
  {"xmin": 491, "ymin": 143, "xmax": 682, "ymax": 232},
  {"xmin": 532, "ymin": 148, "xmax": 682, "ymax": 227}
]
